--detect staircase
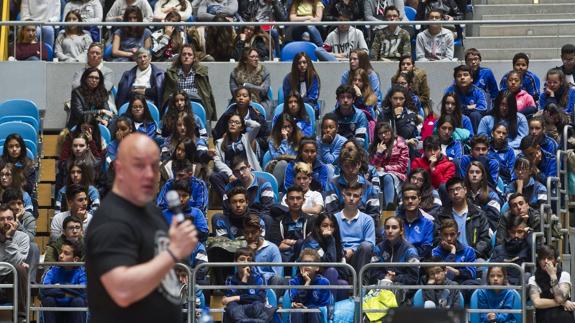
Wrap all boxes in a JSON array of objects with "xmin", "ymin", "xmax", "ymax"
[{"xmin": 465, "ymin": 0, "xmax": 575, "ymax": 60}]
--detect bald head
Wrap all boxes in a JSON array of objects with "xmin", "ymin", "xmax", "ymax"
[{"xmin": 113, "ymin": 133, "xmax": 160, "ymax": 206}]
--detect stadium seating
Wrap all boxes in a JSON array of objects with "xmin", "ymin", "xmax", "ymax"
[{"xmin": 280, "ymin": 42, "xmax": 319, "ymax": 62}]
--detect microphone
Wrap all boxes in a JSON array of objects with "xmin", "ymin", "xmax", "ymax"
[{"xmin": 166, "ymin": 190, "xmax": 186, "ymax": 224}]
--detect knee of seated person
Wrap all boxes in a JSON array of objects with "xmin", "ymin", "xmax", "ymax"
[
  {"xmin": 382, "ymin": 174, "xmax": 395, "ymax": 185},
  {"xmin": 358, "ymin": 241, "xmax": 373, "ymax": 252},
  {"xmin": 69, "ymin": 297, "xmax": 86, "ymax": 307},
  {"xmin": 41, "ymin": 296, "xmax": 57, "ymax": 305}
]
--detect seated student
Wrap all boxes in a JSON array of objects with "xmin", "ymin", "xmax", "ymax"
[
  {"xmin": 432, "ymin": 219, "xmax": 477, "ymax": 284},
  {"xmin": 499, "ymin": 52, "xmax": 541, "ymax": 102},
  {"xmin": 393, "ymin": 72, "xmax": 425, "ymax": 121},
  {"xmin": 504, "ymin": 157, "xmax": 548, "ymax": 209},
  {"xmin": 438, "ymin": 92, "xmax": 474, "ymax": 137},
  {"xmin": 210, "ymin": 112, "xmax": 263, "ymax": 198},
  {"xmin": 397, "ymin": 184, "xmax": 434, "ymax": 259},
  {"xmin": 2, "ymin": 133, "xmax": 37, "ymax": 198},
  {"xmin": 56, "ymin": 161, "xmax": 100, "ymax": 215},
  {"xmin": 465, "ymin": 161, "xmax": 501, "ymax": 231},
  {"xmin": 105, "ymin": 0, "xmax": 153, "ymax": 22},
  {"xmin": 11, "ymin": 25, "xmax": 49, "ymax": 61},
  {"xmin": 269, "ymin": 186, "xmax": 313, "ymax": 262},
  {"xmin": 496, "ymin": 193, "xmax": 541, "ymax": 246},
  {"xmin": 316, "ymin": 13, "xmax": 368, "ymax": 62},
  {"xmin": 110, "ymin": 6, "xmax": 152, "ymax": 62},
  {"xmin": 558, "ymin": 44, "xmax": 575, "ymax": 87},
  {"xmin": 50, "ymin": 184, "xmax": 91, "ymax": 242},
  {"xmin": 157, "ymin": 161, "xmax": 209, "ymax": 215},
  {"xmin": 2, "ymin": 188, "xmax": 36, "ymax": 242},
  {"xmin": 411, "ymin": 135, "xmax": 456, "ymax": 190},
  {"xmin": 539, "ymin": 67, "xmax": 575, "ymax": 114},
  {"xmin": 284, "ymin": 139, "xmax": 330, "ymax": 192},
  {"xmin": 436, "ymin": 115, "xmax": 464, "ymax": 161},
  {"xmin": 372, "ymin": 216, "xmax": 419, "ymax": 285},
  {"xmin": 281, "ymin": 162, "xmax": 324, "ymax": 215},
  {"xmin": 267, "ymin": 114, "xmax": 303, "ymax": 186},
  {"xmin": 160, "ymin": 138, "xmax": 213, "ymax": 185},
  {"xmin": 151, "ymin": 12, "xmax": 188, "ymax": 62},
  {"xmin": 283, "ymin": 53, "xmax": 321, "ymax": 116},
  {"xmin": 331, "ymin": 85, "xmax": 369, "ymax": 147},
  {"xmin": 288, "ymin": 249, "xmax": 332, "ymax": 323},
  {"xmin": 123, "ymin": 95, "xmax": 161, "ymax": 144},
  {"xmin": 222, "ymin": 247, "xmax": 275, "ymax": 323},
  {"xmin": 115, "ymin": 48, "xmax": 165, "ymax": 109},
  {"xmin": 212, "ymin": 87, "xmax": 269, "ymax": 154},
  {"xmin": 458, "ymin": 135, "xmax": 500, "ymax": 189},
  {"xmin": 161, "ymin": 91, "xmax": 208, "ymax": 141},
  {"xmin": 243, "ymin": 214, "xmax": 283, "ymax": 285},
  {"xmin": 45, "ymin": 216, "xmax": 84, "ymax": 263},
  {"xmin": 519, "ymin": 135, "xmax": 557, "ymax": 185},
  {"xmin": 379, "ymin": 86, "xmax": 419, "ymax": 147},
  {"xmin": 334, "ymin": 181, "xmax": 376, "ymax": 271},
  {"xmin": 422, "ymin": 256, "xmax": 463, "ymax": 309},
  {"xmin": 415, "ymin": 9, "xmax": 455, "ymax": 62},
  {"xmin": 301, "ymin": 213, "xmax": 347, "ymax": 300},
  {"xmin": 444, "ymin": 65, "xmax": 488, "ymax": 133},
  {"xmin": 529, "ymin": 116, "xmax": 558, "ymax": 156},
  {"xmin": 506, "ymin": 70, "xmax": 537, "ymax": 117},
  {"xmin": 212, "ymin": 186, "xmax": 267, "ymax": 241},
  {"xmin": 465, "ymin": 48, "xmax": 499, "ymax": 102},
  {"xmin": 488, "ymin": 122, "xmax": 516, "ymax": 186},
  {"xmin": 369, "ymin": 121, "xmax": 409, "ymax": 210},
  {"xmin": 435, "ymin": 177, "xmax": 491, "ymax": 260},
  {"xmin": 161, "ymin": 179, "xmax": 209, "ymax": 242},
  {"xmin": 476, "ymin": 266, "xmax": 521, "ymax": 323},
  {"xmin": 0, "ymin": 162, "xmax": 34, "ymax": 216},
  {"xmin": 325, "ymin": 150, "xmax": 381, "ymax": 223},
  {"xmin": 60, "ymin": 117, "xmax": 106, "ymax": 163},
  {"xmin": 317, "ymin": 113, "xmax": 347, "ymax": 176},
  {"xmin": 55, "ymin": 10, "xmax": 93, "ymax": 62},
  {"xmin": 106, "ymin": 116, "xmax": 134, "ymax": 168},
  {"xmin": 40, "ymin": 240, "xmax": 87, "ymax": 323},
  {"xmin": 528, "ymin": 245, "xmax": 575, "ymax": 323},
  {"xmin": 197, "ymin": 0, "xmax": 239, "ymax": 22},
  {"xmin": 478, "ymin": 91, "xmax": 528, "ymax": 150},
  {"xmin": 341, "ymin": 50, "xmax": 383, "ymax": 105},
  {"xmin": 391, "ymin": 56, "xmax": 431, "ymax": 117},
  {"xmin": 406, "ymin": 168, "xmax": 442, "ymax": 216},
  {"xmin": 370, "ymin": 6, "xmax": 411, "ymax": 62},
  {"xmin": 491, "ymin": 216, "xmax": 531, "ymax": 285},
  {"xmin": 55, "ymin": 133, "xmax": 103, "ymax": 196},
  {"xmin": 275, "ymin": 92, "xmax": 313, "ymax": 137},
  {"xmin": 350, "ymin": 68, "xmax": 378, "ymax": 140}
]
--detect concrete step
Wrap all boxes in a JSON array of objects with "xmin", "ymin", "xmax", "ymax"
[
  {"xmin": 488, "ymin": 0, "xmax": 574, "ymax": 4},
  {"xmin": 475, "ymin": 4, "xmax": 575, "ymax": 18},
  {"xmin": 479, "ymin": 23, "xmax": 575, "ymax": 37},
  {"xmin": 465, "ymin": 35, "xmax": 575, "ymax": 49},
  {"xmin": 474, "ymin": 47, "xmax": 561, "ymax": 60},
  {"xmin": 482, "ymin": 13, "xmax": 575, "ymax": 20}
]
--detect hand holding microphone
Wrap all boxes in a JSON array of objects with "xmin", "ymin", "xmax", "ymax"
[{"xmin": 166, "ymin": 190, "xmax": 198, "ymax": 261}]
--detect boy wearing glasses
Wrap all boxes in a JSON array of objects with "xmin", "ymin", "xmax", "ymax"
[
  {"xmin": 50, "ymin": 184, "xmax": 91, "ymax": 242},
  {"xmin": 335, "ymin": 181, "xmax": 375, "ymax": 270}
]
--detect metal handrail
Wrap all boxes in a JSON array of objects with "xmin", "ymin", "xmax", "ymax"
[
  {"xmin": 358, "ymin": 262, "xmax": 526, "ymax": 323},
  {"xmin": 0, "ymin": 262, "xmax": 19, "ymax": 323},
  {"xmin": 191, "ymin": 261, "xmax": 358, "ymax": 323}
]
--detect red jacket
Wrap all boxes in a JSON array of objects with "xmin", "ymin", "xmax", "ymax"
[
  {"xmin": 411, "ymin": 154, "xmax": 455, "ymax": 189},
  {"xmin": 369, "ymin": 136, "xmax": 409, "ymax": 181}
]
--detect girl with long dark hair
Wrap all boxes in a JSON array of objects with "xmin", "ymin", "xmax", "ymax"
[
  {"xmin": 55, "ymin": 160, "xmax": 100, "ymax": 214},
  {"xmin": 273, "ymin": 91, "xmax": 312, "ymax": 137},
  {"xmin": 151, "ymin": 11, "xmax": 187, "ymax": 61},
  {"xmin": 69, "ymin": 67, "xmax": 113, "ymax": 129},
  {"xmin": 55, "ymin": 10, "xmax": 93, "ymax": 62},
  {"xmin": 111, "ymin": 6, "xmax": 152, "ymax": 62},
  {"xmin": 282, "ymin": 52, "xmax": 321, "ymax": 117},
  {"xmin": 342, "ymin": 50, "xmax": 382, "ymax": 104},
  {"xmin": 391, "ymin": 55, "xmax": 430, "ymax": 114},
  {"xmin": 124, "ymin": 94, "xmax": 160, "ymax": 143},
  {"xmin": 267, "ymin": 114, "xmax": 303, "ymax": 186},
  {"xmin": 539, "ymin": 68, "xmax": 575, "ymax": 115},
  {"xmin": 464, "ymin": 161, "xmax": 501, "ymax": 230},
  {"xmin": 406, "ymin": 168, "xmax": 441, "ymax": 216},
  {"xmin": 478, "ymin": 91, "xmax": 528, "ymax": 150},
  {"xmin": 230, "ymin": 47, "xmax": 272, "ymax": 110},
  {"xmin": 1, "ymin": 134, "xmax": 36, "ymax": 197}
]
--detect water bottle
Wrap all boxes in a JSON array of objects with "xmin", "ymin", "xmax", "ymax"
[{"xmin": 198, "ymin": 308, "xmax": 212, "ymax": 323}]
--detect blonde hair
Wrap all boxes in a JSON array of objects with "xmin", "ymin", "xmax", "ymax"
[{"xmin": 294, "ymin": 162, "xmax": 312, "ymax": 176}]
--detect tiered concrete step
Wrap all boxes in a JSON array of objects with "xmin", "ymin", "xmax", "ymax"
[
  {"xmin": 466, "ymin": 35, "xmax": 575, "ymax": 49},
  {"xmin": 479, "ymin": 23, "xmax": 575, "ymax": 37},
  {"xmin": 488, "ymin": 0, "xmax": 573, "ymax": 4},
  {"xmin": 474, "ymin": 3, "xmax": 575, "ymax": 18},
  {"xmin": 473, "ymin": 47, "xmax": 560, "ymax": 60}
]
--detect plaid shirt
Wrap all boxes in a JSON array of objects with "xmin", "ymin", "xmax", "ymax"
[{"xmin": 177, "ymin": 67, "xmax": 200, "ymax": 100}]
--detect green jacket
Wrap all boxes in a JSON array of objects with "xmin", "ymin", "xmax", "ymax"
[
  {"xmin": 44, "ymin": 236, "xmax": 85, "ymax": 263},
  {"xmin": 162, "ymin": 63, "xmax": 217, "ymax": 121}
]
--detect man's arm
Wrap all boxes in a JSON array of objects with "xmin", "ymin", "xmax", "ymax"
[{"xmin": 100, "ymin": 219, "xmax": 198, "ymax": 308}]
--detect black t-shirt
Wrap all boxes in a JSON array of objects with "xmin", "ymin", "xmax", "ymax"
[{"xmin": 86, "ymin": 192, "xmax": 182, "ymax": 323}]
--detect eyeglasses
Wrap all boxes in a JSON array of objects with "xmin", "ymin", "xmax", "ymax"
[
  {"xmin": 233, "ymin": 165, "xmax": 250, "ymax": 174},
  {"xmin": 228, "ymin": 120, "xmax": 241, "ymax": 125},
  {"xmin": 66, "ymin": 225, "xmax": 82, "ymax": 231},
  {"xmin": 448, "ymin": 186, "xmax": 465, "ymax": 193}
]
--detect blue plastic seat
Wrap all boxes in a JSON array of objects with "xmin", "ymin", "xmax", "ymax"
[
  {"xmin": 104, "ymin": 44, "xmax": 113, "ymax": 61},
  {"xmin": 44, "ymin": 43, "xmax": 54, "ymax": 61},
  {"xmin": 272, "ymin": 103, "xmax": 316, "ymax": 135},
  {"xmin": 278, "ymin": 87, "xmax": 285, "ymax": 105},
  {"xmin": 413, "ymin": 289, "xmax": 464, "ymax": 308},
  {"xmin": 253, "ymin": 171, "xmax": 280, "ymax": 202},
  {"xmin": 280, "ymin": 41, "xmax": 318, "ymax": 62},
  {"xmin": 262, "ymin": 150, "xmax": 273, "ymax": 169},
  {"xmin": 250, "ymin": 102, "xmax": 267, "ymax": 120},
  {"xmin": 0, "ymin": 99, "xmax": 41, "ymax": 131},
  {"xmin": 118, "ymin": 100, "xmax": 160, "ymax": 126},
  {"xmin": 0, "ymin": 121, "xmax": 38, "ymax": 147},
  {"xmin": 470, "ymin": 289, "xmax": 521, "ymax": 323},
  {"xmin": 405, "ymin": 6, "xmax": 417, "ymax": 20},
  {"xmin": 99, "ymin": 124, "xmax": 112, "ymax": 145},
  {"xmin": 191, "ymin": 102, "xmax": 207, "ymax": 129}
]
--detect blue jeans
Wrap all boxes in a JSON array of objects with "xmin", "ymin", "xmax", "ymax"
[
  {"xmin": 314, "ymin": 47, "xmax": 337, "ymax": 61},
  {"xmin": 380, "ymin": 173, "xmax": 397, "ymax": 208},
  {"xmin": 291, "ymin": 26, "xmax": 323, "ymax": 47}
]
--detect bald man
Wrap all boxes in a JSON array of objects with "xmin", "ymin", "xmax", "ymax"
[{"xmin": 86, "ymin": 134, "xmax": 198, "ymax": 323}]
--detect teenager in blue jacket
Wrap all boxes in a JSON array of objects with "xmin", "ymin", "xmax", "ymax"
[
  {"xmin": 519, "ymin": 135, "xmax": 557, "ymax": 185},
  {"xmin": 397, "ymin": 184, "xmax": 434, "ymax": 259},
  {"xmin": 283, "ymin": 52, "xmax": 321, "ymax": 116},
  {"xmin": 475, "ymin": 266, "xmax": 520, "ymax": 323},
  {"xmin": 284, "ymin": 139, "xmax": 330, "ymax": 191},
  {"xmin": 317, "ymin": 113, "xmax": 346, "ymax": 177},
  {"xmin": 289, "ymin": 249, "xmax": 332, "ymax": 323},
  {"xmin": 436, "ymin": 115, "xmax": 464, "ymax": 161},
  {"xmin": 458, "ymin": 135, "xmax": 500, "ymax": 189},
  {"xmin": 539, "ymin": 67, "xmax": 575, "ymax": 114},
  {"xmin": 331, "ymin": 85, "xmax": 369, "ymax": 148},
  {"xmin": 161, "ymin": 179, "xmax": 209, "ymax": 242},
  {"xmin": 465, "ymin": 161, "xmax": 501, "ymax": 231},
  {"xmin": 465, "ymin": 48, "xmax": 499, "ymax": 102},
  {"xmin": 504, "ymin": 157, "xmax": 548, "ymax": 209},
  {"xmin": 488, "ymin": 122, "xmax": 516, "ymax": 186},
  {"xmin": 499, "ymin": 53, "xmax": 541, "ymax": 102},
  {"xmin": 432, "ymin": 218, "xmax": 477, "ymax": 284},
  {"xmin": 444, "ymin": 65, "xmax": 488, "ymax": 133},
  {"xmin": 157, "ymin": 163, "xmax": 209, "ymax": 215},
  {"xmin": 528, "ymin": 116, "xmax": 558, "ymax": 156},
  {"xmin": 123, "ymin": 94, "xmax": 161, "ymax": 144},
  {"xmin": 438, "ymin": 92, "xmax": 475, "ymax": 137},
  {"xmin": 478, "ymin": 92, "xmax": 528, "ymax": 150}
]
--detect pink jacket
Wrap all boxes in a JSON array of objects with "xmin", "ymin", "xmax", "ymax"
[
  {"xmin": 369, "ymin": 136, "xmax": 409, "ymax": 181},
  {"xmin": 515, "ymin": 90, "xmax": 536, "ymax": 112}
]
